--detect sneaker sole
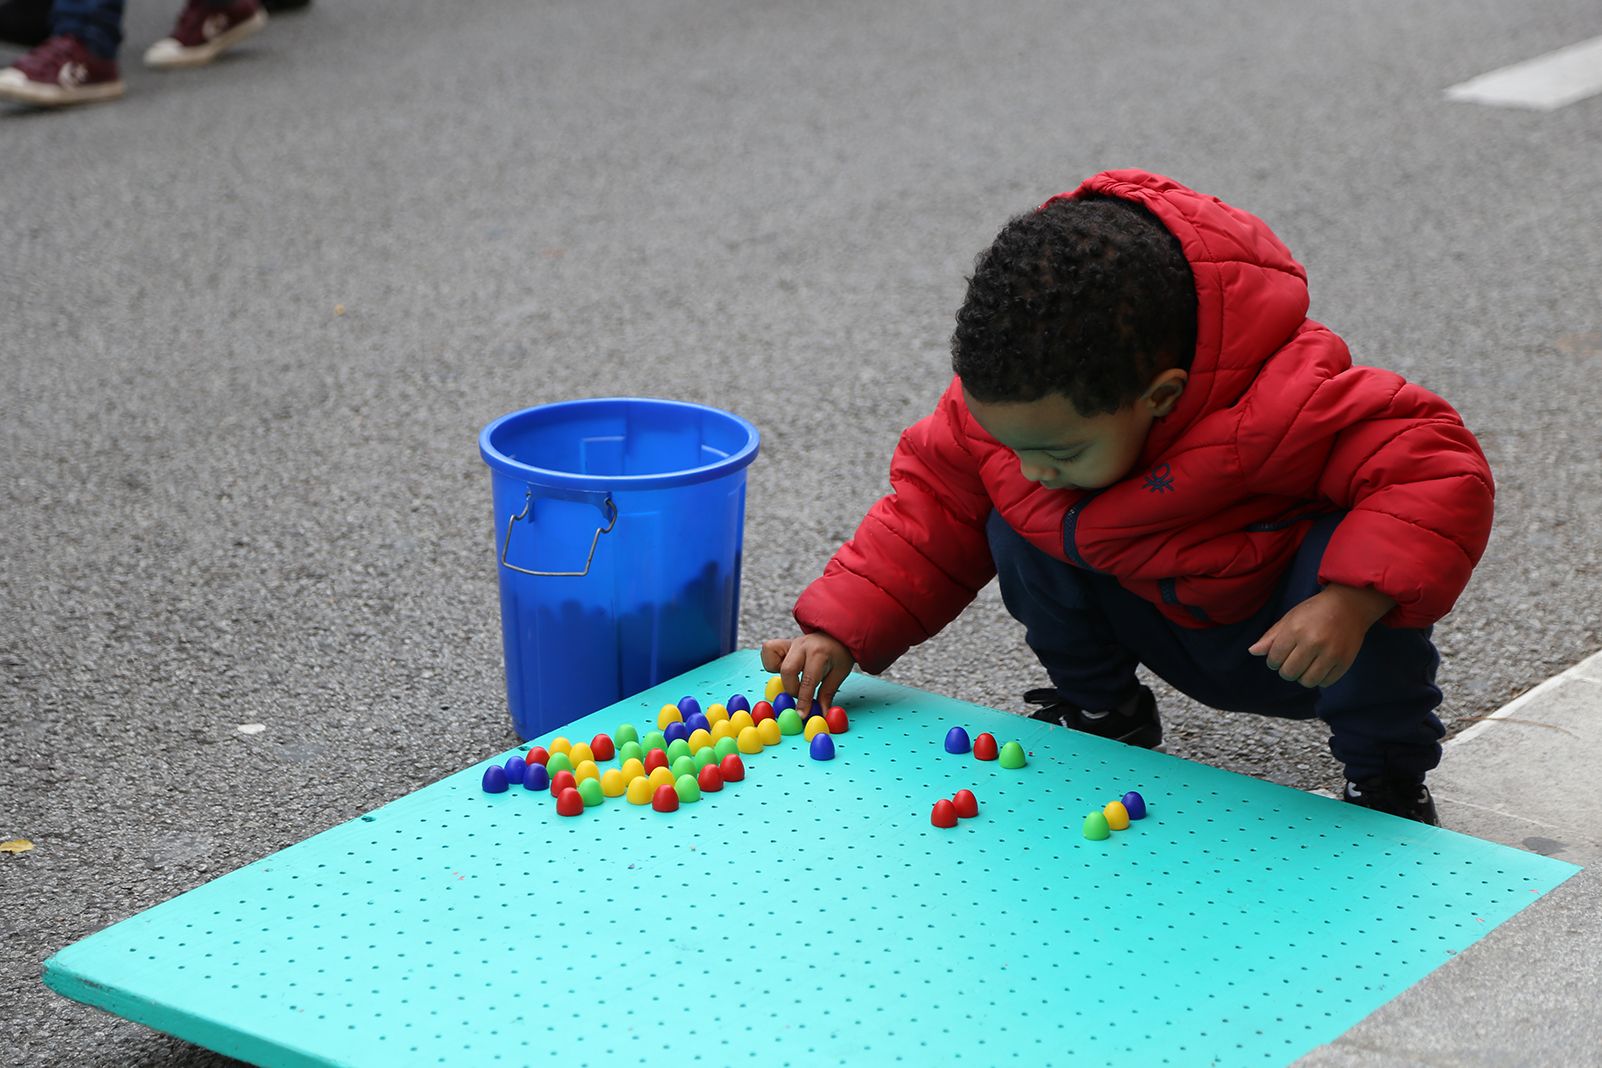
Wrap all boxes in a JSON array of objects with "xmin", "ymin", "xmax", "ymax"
[
  {"xmin": 0, "ymin": 70, "xmax": 125, "ymax": 106},
  {"xmin": 1115, "ymin": 729, "xmax": 1165, "ymax": 751},
  {"xmin": 1032, "ymin": 714, "xmax": 1165, "ymax": 752},
  {"xmin": 145, "ymin": 8, "xmax": 267, "ymax": 69}
]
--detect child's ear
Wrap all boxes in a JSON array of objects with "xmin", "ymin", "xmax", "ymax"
[{"xmin": 1145, "ymin": 368, "xmax": 1188, "ymax": 417}]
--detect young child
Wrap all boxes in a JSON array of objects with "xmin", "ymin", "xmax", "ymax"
[{"xmin": 761, "ymin": 169, "xmax": 1494, "ymax": 825}]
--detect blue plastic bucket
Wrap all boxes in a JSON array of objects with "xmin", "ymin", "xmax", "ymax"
[{"xmin": 479, "ymin": 398, "xmax": 761, "ymax": 740}]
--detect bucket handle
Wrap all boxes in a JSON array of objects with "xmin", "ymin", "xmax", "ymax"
[{"xmin": 500, "ymin": 488, "xmax": 618, "ymax": 577}]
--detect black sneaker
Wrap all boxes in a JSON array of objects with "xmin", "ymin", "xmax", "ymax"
[
  {"xmin": 1342, "ymin": 776, "xmax": 1440, "ymax": 826},
  {"xmin": 1025, "ymin": 684, "xmax": 1163, "ymax": 749}
]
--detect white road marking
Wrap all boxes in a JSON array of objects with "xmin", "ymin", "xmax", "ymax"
[{"xmin": 1445, "ymin": 33, "xmax": 1602, "ymax": 110}]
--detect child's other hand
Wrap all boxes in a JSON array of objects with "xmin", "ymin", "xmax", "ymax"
[
  {"xmin": 760, "ymin": 633, "xmax": 855, "ymax": 717},
  {"xmin": 1247, "ymin": 584, "xmax": 1396, "ymax": 688}
]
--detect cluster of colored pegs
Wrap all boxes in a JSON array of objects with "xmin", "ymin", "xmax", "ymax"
[
  {"xmin": 1083, "ymin": 790, "xmax": 1147, "ymax": 840},
  {"xmin": 931, "ymin": 788, "xmax": 980, "ymax": 828},
  {"xmin": 948, "ymin": 727, "xmax": 1027, "ymax": 769},
  {"xmin": 482, "ymin": 676, "xmax": 830, "ymax": 815}
]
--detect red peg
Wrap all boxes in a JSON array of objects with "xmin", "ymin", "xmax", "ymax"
[
  {"xmin": 751, "ymin": 702, "xmax": 776, "ymax": 725},
  {"xmin": 825, "ymin": 706, "xmax": 850, "ymax": 734},
  {"xmin": 589, "ymin": 734, "xmax": 615, "ymax": 761},
  {"xmin": 555, "ymin": 788, "xmax": 584, "ymax": 816},
  {"xmin": 697, "ymin": 764, "xmax": 725, "ymax": 793},
  {"xmin": 548, "ymin": 770, "xmax": 577, "ymax": 797},
  {"xmin": 524, "ymin": 746, "xmax": 549, "ymax": 766},
  {"xmin": 652, "ymin": 784, "xmax": 680, "ymax": 812},
  {"xmin": 930, "ymin": 799, "xmax": 958, "ymax": 828},
  {"xmin": 952, "ymin": 789, "xmax": 979, "ymax": 818},
  {"xmin": 718, "ymin": 753, "xmax": 746, "ymax": 782},
  {"xmin": 644, "ymin": 748, "xmax": 669, "ymax": 773},
  {"xmin": 973, "ymin": 733, "xmax": 998, "ymax": 761}
]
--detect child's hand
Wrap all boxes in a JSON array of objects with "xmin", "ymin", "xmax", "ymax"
[
  {"xmin": 760, "ymin": 633, "xmax": 855, "ymax": 717},
  {"xmin": 1248, "ymin": 584, "xmax": 1396, "ymax": 688}
]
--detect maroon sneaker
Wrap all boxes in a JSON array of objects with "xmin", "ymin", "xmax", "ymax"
[
  {"xmin": 144, "ymin": 0, "xmax": 267, "ymax": 69},
  {"xmin": 0, "ymin": 34, "xmax": 124, "ymax": 106}
]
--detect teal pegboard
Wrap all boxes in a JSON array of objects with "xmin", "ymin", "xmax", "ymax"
[{"xmin": 45, "ymin": 651, "xmax": 1580, "ymax": 1066}]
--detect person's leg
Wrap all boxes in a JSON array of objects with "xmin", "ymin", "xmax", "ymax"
[
  {"xmin": 989, "ymin": 508, "xmax": 1443, "ymax": 819},
  {"xmin": 987, "ymin": 507, "xmax": 1322, "ymax": 741},
  {"xmin": 1100, "ymin": 587, "xmax": 1318, "ymax": 719},
  {"xmin": 48, "ymin": 0, "xmax": 121, "ymax": 57},
  {"xmin": 1248, "ymin": 514, "xmax": 1446, "ymax": 782},
  {"xmin": 1085, "ymin": 512, "xmax": 1443, "ymax": 778},
  {"xmin": 1320, "ymin": 636, "xmax": 1443, "ymax": 780},
  {"xmin": 986, "ymin": 511, "xmax": 1143, "ymax": 712},
  {"xmin": 1233, "ymin": 513, "xmax": 1442, "ymax": 824},
  {"xmin": 0, "ymin": 0, "xmax": 122, "ymax": 106},
  {"xmin": 1027, "ymin": 521, "xmax": 1320, "ymax": 721}
]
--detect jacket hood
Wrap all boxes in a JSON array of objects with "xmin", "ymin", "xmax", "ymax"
[{"xmin": 1043, "ymin": 170, "xmax": 1311, "ymax": 460}]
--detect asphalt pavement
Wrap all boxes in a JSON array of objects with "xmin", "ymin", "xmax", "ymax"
[{"xmin": 3, "ymin": 0, "xmax": 1600, "ymax": 1064}]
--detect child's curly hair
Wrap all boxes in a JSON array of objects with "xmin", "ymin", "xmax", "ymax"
[{"xmin": 951, "ymin": 195, "xmax": 1197, "ymax": 414}]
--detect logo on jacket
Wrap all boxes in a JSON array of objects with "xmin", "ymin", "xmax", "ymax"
[{"xmin": 1143, "ymin": 463, "xmax": 1175, "ymax": 493}]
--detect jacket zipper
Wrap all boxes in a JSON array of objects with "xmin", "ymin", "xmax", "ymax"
[{"xmin": 1061, "ymin": 491, "xmax": 1103, "ymax": 570}]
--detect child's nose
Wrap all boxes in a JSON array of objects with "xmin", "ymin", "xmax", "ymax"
[{"xmin": 1019, "ymin": 457, "xmax": 1054, "ymax": 483}]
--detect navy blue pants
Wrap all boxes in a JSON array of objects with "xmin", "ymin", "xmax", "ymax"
[{"xmin": 986, "ymin": 511, "xmax": 1445, "ymax": 781}]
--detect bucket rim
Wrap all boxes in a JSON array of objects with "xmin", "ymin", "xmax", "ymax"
[{"xmin": 478, "ymin": 397, "xmax": 761, "ymax": 490}]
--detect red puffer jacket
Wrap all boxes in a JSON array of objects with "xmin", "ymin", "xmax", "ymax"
[{"xmin": 794, "ymin": 170, "xmax": 1495, "ymax": 675}]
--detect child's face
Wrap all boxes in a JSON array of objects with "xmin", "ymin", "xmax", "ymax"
[{"xmin": 963, "ymin": 372, "xmax": 1186, "ymax": 491}]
